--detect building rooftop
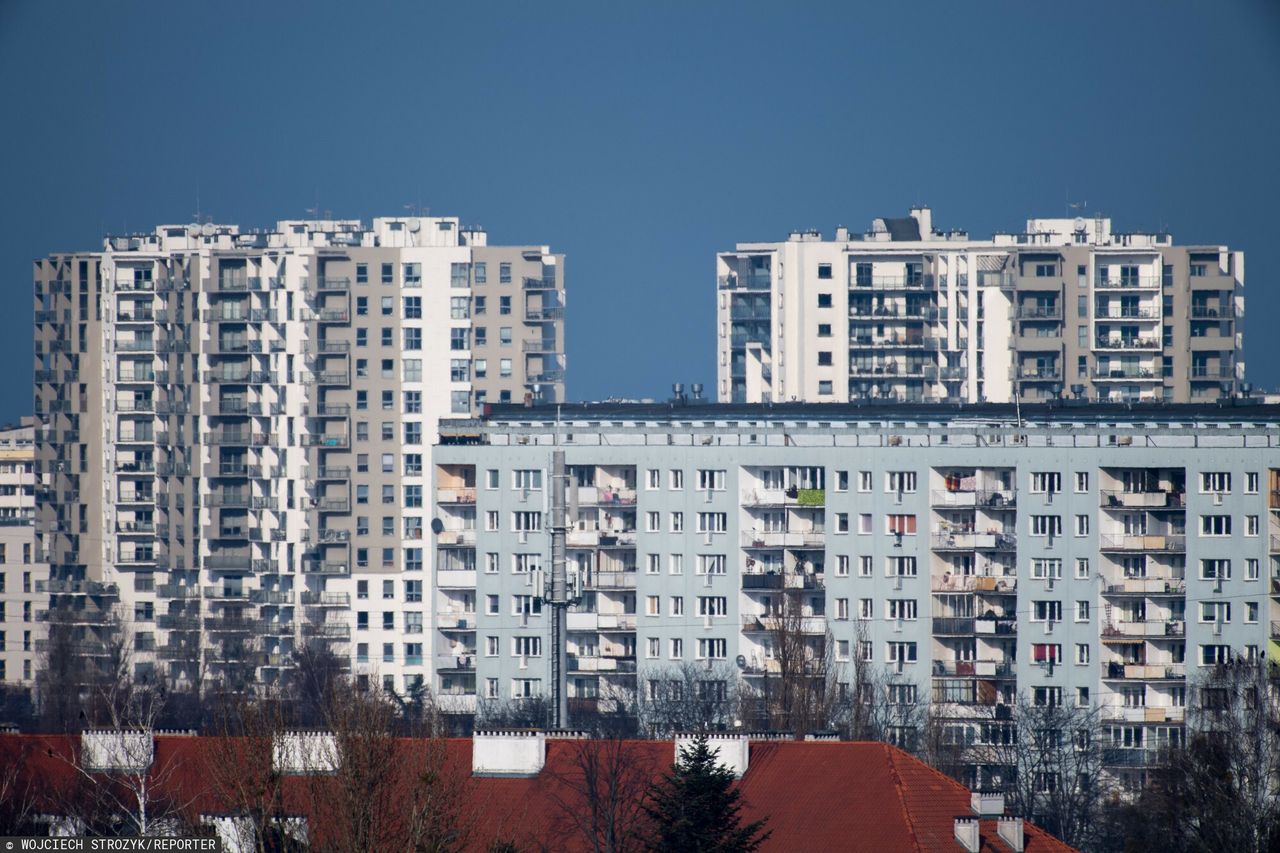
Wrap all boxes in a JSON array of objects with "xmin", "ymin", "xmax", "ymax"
[
  {"xmin": 2, "ymin": 734, "xmax": 1077, "ymax": 852},
  {"xmin": 466, "ymin": 400, "xmax": 1280, "ymax": 427}
]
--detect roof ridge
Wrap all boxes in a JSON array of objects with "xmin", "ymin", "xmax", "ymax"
[{"xmin": 882, "ymin": 743, "xmax": 924, "ymax": 853}]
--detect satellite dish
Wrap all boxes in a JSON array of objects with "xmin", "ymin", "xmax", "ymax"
[
  {"xmin": 735, "ymin": 654, "xmax": 747, "ymax": 669},
  {"xmin": 201, "ymin": 223, "xmax": 216, "ymax": 237},
  {"xmin": 408, "ymin": 220, "xmax": 422, "ymax": 233},
  {"xmin": 1073, "ymin": 217, "xmax": 1086, "ymax": 232},
  {"xmin": 429, "ymin": 518, "xmax": 444, "ymax": 535}
]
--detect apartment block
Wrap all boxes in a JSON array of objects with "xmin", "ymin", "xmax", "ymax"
[
  {"xmin": 32, "ymin": 217, "xmax": 565, "ymax": 693},
  {"xmin": 0, "ymin": 420, "xmax": 47, "ymax": 687},
  {"xmin": 432, "ymin": 401, "xmax": 1280, "ymax": 786},
  {"xmin": 717, "ymin": 209, "xmax": 1245, "ymax": 404}
]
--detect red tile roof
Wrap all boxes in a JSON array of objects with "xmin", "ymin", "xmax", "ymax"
[{"xmin": 3, "ymin": 734, "xmax": 1077, "ymax": 852}]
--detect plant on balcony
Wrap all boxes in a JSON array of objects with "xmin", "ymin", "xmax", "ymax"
[{"xmin": 795, "ymin": 488, "xmax": 825, "ymax": 506}]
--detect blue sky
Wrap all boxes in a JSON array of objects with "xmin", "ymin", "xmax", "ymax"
[{"xmin": 1, "ymin": 0, "xmax": 1277, "ymax": 421}]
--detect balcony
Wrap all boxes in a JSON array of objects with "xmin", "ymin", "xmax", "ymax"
[
  {"xmin": 525, "ymin": 306, "xmax": 564, "ymax": 322},
  {"xmin": 1101, "ymin": 619, "xmax": 1185, "ymax": 639},
  {"xmin": 437, "ymin": 529, "xmax": 477, "ymax": 547},
  {"xmin": 1189, "ymin": 365, "xmax": 1234, "ymax": 380},
  {"xmin": 932, "ymin": 617, "xmax": 976, "ymax": 635},
  {"xmin": 597, "ymin": 614, "xmax": 638, "ymax": 631},
  {"xmin": 211, "ymin": 276, "xmax": 263, "ymax": 293},
  {"xmin": 301, "ymin": 591, "xmax": 350, "ymax": 607},
  {"xmin": 316, "ymin": 372, "xmax": 350, "ymax": 386},
  {"xmin": 932, "ymin": 659, "xmax": 1014, "ymax": 678},
  {"xmin": 931, "ymin": 574, "xmax": 1017, "ymax": 594},
  {"xmin": 522, "ymin": 339, "xmax": 559, "ymax": 354},
  {"xmin": 850, "ymin": 274, "xmax": 933, "ymax": 291},
  {"xmin": 315, "ymin": 309, "xmax": 350, "ymax": 323},
  {"xmin": 1016, "ymin": 366, "xmax": 1061, "ymax": 380},
  {"xmin": 302, "ymin": 560, "xmax": 349, "ymax": 575},
  {"xmin": 1190, "ymin": 305, "xmax": 1234, "ymax": 319},
  {"xmin": 1015, "ymin": 305, "xmax": 1062, "ymax": 320},
  {"xmin": 1095, "ymin": 336, "xmax": 1160, "ymax": 351},
  {"xmin": 436, "ymin": 488, "xmax": 477, "ymax": 504},
  {"xmin": 589, "ymin": 570, "xmax": 637, "ymax": 589},
  {"xmin": 436, "ymin": 613, "xmax": 474, "ymax": 630},
  {"xmin": 1100, "ymin": 490, "xmax": 1184, "ymax": 510},
  {"xmin": 930, "ymin": 531, "xmax": 1017, "ymax": 552},
  {"xmin": 316, "ymin": 497, "xmax": 350, "ymax": 513},
  {"xmin": 302, "ymin": 433, "xmax": 350, "ymax": 448},
  {"xmin": 1103, "ymin": 578, "xmax": 1187, "ymax": 596},
  {"xmin": 1093, "ymin": 367, "xmax": 1160, "ymax": 381},
  {"xmin": 315, "ymin": 466, "xmax": 351, "ymax": 481},
  {"xmin": 307, "ymin": 276, "xmax": 351, "ymax": 293},
  {"xmin": 1094, "ymin": 275, "xmax": 1159, "ymax": 290},
  {"xmin": 204, "ymin": 431, "xmax": 275, "ymax": 447},
  {"xmin": 1099, "ymin": 534, "xmax": 1185, "ymax": 552},
  {"xmin": 522, "ymin": 276, "xmax": 557, "ymax": 290},
  {"xmin": 1104, "ymin": 662, "xmax": 1187, "ymax": 681}
]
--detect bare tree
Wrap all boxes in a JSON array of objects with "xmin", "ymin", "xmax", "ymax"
[
  {"xmin": 49, "ymin": 680, "xmax": 199, "ymax": 837},
  {"xmin": 965, "ymin": 692, "xmax": 1107, "ymax": 850},
  {"xmin": 204, "ymin": 689, "xmax": 296, "ymax": 853},
  {"xmin": 547, "ymin": 736, "xmax": 657, "ymax": 853},
  {"xmin": 636, "ymin": 662, "xmax": 739, "ymax": 737},
  {"xmin": 0, "ymin": 735, "xmax": 42, "ymax": 834},
  {"xmin": 742, "ymin": 589, "xmax": 842, "ymax": 736},
  {"xmin": 303, "ymin": 681, "xmax": 470, "ymax": 853}
]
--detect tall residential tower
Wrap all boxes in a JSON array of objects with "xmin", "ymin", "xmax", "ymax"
[
  {"xmin": 32, "ymin": 216, "xmax": 565, "ymax": 693},
  {"xmin": 717, "ymin": 208, "xmax": 1244, "ymax": 405}
]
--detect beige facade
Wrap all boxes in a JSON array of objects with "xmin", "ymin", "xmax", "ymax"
[
  {"xmin": 32, "ymin": 217, "xmax": 565, "ymax": 692},
  {"xmin": 717, "ymin": 209, "xmax": 1245, "ymax": 404},
  {"xmin": 0, "ymin": 420, "xmax": 47, "ymax": 686}
]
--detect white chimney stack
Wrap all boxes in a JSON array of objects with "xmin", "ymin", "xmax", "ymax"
[
  {"xmin": 954, "ymin": 816, "xmax": 981, "ymax": 852},
  {"xmin": 674, "ymin": 734, "xmax": 749, "ymax": 778},
  {"xmin": 997, "ymin": 816, "xmax": 1025, "ymax": 852},
  {"xmin": 473, "ymin": 730, "xmax": 547, "ymax": 776}
]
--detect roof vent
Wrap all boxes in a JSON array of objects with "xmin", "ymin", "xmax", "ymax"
[
  {"xmin": 954, "ymin": 816, "xmax": 981, "ymax": 853},
  {"xmin": 997, "ymin": 816, "xmax": 1025, "ymax": 852},
  {"xmin": 473, "ymin": 730, "xmax": 546, "ymax": 777},
  {"xmin": 674, "ymin": 734, "xmax": 749, "ymax": 778},
  {"xmin": 971, "ymin": 791, "xmax": 1005, "ymax": 816}
]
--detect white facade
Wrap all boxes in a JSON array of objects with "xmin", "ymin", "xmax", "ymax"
[{"xmin": 717, "ymin": 209, "xmax": 1245, "ymax": 405}]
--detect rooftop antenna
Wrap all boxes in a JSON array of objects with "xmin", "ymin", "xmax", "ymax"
[{"xmin": 545, "ymin": 401, "xmax": 576, "ymax": 729}]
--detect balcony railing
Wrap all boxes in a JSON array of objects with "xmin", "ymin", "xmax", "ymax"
[
  {"xmin": 1095, "ymin": 336, "xmax": 1160, "ymax": 350},
  {"xmin": 1094, "ymin": 276, "xmax": 1159, "ymax": 289},
  {"xmin": 1100, "ymin": 490, "xmax": 1184, "ymax": 509},
  {"xmin": 1099, "ymin": 534, "xmax": 1186, "ymax": 552}
]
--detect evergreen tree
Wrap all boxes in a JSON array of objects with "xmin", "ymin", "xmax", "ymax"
[{"xmin": 643, "ymin": 736, "xmax": 770, "ymax": 853}]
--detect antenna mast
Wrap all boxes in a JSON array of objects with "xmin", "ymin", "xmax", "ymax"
[{"xmin": 546, "ymin": 405, "xmax": 574, "ymax": 729}]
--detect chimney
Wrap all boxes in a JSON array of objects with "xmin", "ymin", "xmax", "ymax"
[
  {"xmin": 835, "ymin": 226, "xmax": 850, "ymax": 242},
  {"xmin": 273, "ymin": 731, "xmax": 338, "ymax": 774},
  {"xmin": 910, "ymin": 206, "xmax": 933, "ymax": 237},
  {"xmin": 971, "ymin": 791, "xmax": 1005, "ymax": 816},
  {"xmin": 954, "ymin": 816, "xmax": 981, "ymax": 853},
  {"xmin": 997, "ymin": 816, "xmax": 1025, "ymax": 852},
  {"xmin": 674, "ymin": 734, "xmax": 749, "ymax": 778},
  {"xmin": 473, "ymin": 730, "xmax": 547, "ymax": 776}
]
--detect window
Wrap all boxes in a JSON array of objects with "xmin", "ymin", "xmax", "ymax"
[
  {"xmin": 646, "ymin": 595, "xmax": 660, "ymax": 616},
  {"xmin": 512, "ymin": 511, "xmax": 542, "ymax": 532},
  {"xmin": 1074, "ymin": 472, "xmax": 1089, "ymax": 493},
  {"xmin": 817, "ymin": 293, "xmax": 833, "ymax": 308},
  {"xmin": 887, "ymin": 556, "xmax": 917, "ymax": 577},
  {"xmin": 817, "ymin": 324, "xmax": 832, "ymax": 337},
  {"xmin": 1200, "ymin": 644, "xmax": 1231, "ymax": 665},
  {"xmin": 886, "ymin": 514, "xmax": 917, "ymax": 535},
  {"xmin": 499, "ymin": 262, "xmax": 511, "ymax": 283},
  {"xmin": 499, "ymin": 295, "xmax": 511, "ymax": 315},
  {"xmin": 1074, "ymin": 515, "xmax": 1089, "ymax": 536},
  {"xmin": 1200, "ymin": 472, "xmax": 1231, "ymax": 493},
  {"xmin": 646, "ymin": 469, "xmax": 660, "ymax": 490},
  {"xmin": 697, "ymin": 638, "xmax": 727, "ymax": 659},
  {"xmin": 696, "ymin": 513, "xmax": 727, "ymax": 533},
  {"xmin": 670, "ymin": 596, "xmax": 684, "ymax": 616},
  {"xmin": 696, "ymin": 469, "xmax": 725, "ymax": 491},
  {"xmin": 1245, "ymin": 601, "xmax": 1258, "ymax": 623},
  {"xmin": 381, "ymin": 263, "xmax": 393, "ymax": 284},
  {"xmin": 817, "ymin": 263, "xmax": 832, "ymax": 279},
  {"xmin": 834, "ymin": 555, "xmax": 849, "ymax": 577},
  {"xmin": 1035, "ymin": 263, "xmax": 1056, "ymax": 277},
  {"xmin": 1199, "ymin": 601, "xmax": 1230, "ymax": 623},
  {"xmin": 1200, "ymin": 559, "xmax": 1230, "ymax": 580},
  {"xmin": 697, "ymin": 554, "xmax": 727, "ymax": 575},
  {"xmin": 513, "ymin": 636, "xmax": 542, "ymax": 657},
  {"xmin": 474, "ymin": 262, "xmax": 487, "ymax": 283},
  {"xmin": 1031, "ymin": 559, "xmax": 1062, "ymax": 579},
  {"xmin": 356, "ymin": 263, "xmax": 368, "ymax": 284},
  {"xmin": 646, "ymin": 637, "xmax": 660, "ymax": 659},
  {"xmin": 697, "ymin": 596, "xmax": 728, "ymax": 617},
  {"xmin": 669, "ymin": 638, "xmax": 684, "ymax": 660},
  {"xmin": 1033, "ymin": 686, "xmax": 1062, "ymax": 707},
  {"xmin": 886, "ymin": 471, "xmax": 917, "ymax": 493},
  {"xmin": 450, "ymin": 328, "xmax": 469, "ymax": 351},
  {"xmin": 513, "ymin": 469, "xmax": 543, "ymax": 490},
  {"xmin": 1076, "ymin": 644, "xmax": 1090, "ymax": 665},
  {"xmin": 1245, "ymin": 558, "xmax": 1259, "ymax": 581},
  {"xmin": 1031, "ymin": 515, "xmax": 1062, "ymax": 537},
  {"xmin": 886, "ymin": 642, "xmax": 917, "ymax": 664},
  {"xmin": 834, "ymin": 598, "xmax": 849, "ymax": 620},
  {"xmin": 646, "ymin": 511, "xmax": 660, "ymax": 532},
  {"xmin": 1245, "ymin": 515, "xmax": 1258, "ymax": 536},
  {"xmin": 887, "ymin": 599, "xmax": 917, "ymax": 620},
  {"xmin": 404, "ymin": 391, "xmax": 422, "ymax": 413},
  {"xmin": 817, "ymin": 351, "xmax": 833, "ymax": 366},
  {"xmin": 1031, "ymin": 472, "xmax": 1062, "ymax": 494},
  {"xmin": 858, "ymin": 471, "xmax": 873, "ymax": 492},
  {"xmin": 669, "ymin": 554, "xmax": 683, "ymax": 575},
  {"xmin": 1244, "ymin": 472, "xmax": 1258, "ymax": 494},
  {"xmin": 834, "ymin": 471, "xmax": 848, "ymax": 492},
  {"xmin": 500, "ymin": 358, "xmax": 512, "ymax": 377},
  {"xmin": 356, "ymin": 327, "xmax": 368, "ymax": 346},
  {"xmin": 856, "ymin": 598, "xmax": 871, "ymax": 619},
  {"xmin": 499, "ymin": 327, "xmax": 512, "ymax": 345},
  {"xmin": 1075, "ymin": 601, "xmax": 1090, "ymax": 622},
  {"xmin": 669, "ymin": 469, "xmax": 684, "ymax": 490},
  {"xmin": 1200, "ymin": 515, "xmax": 1231, "ymax": 536},
  {"xmin": 1032, "ymin": 600, "xmax": 1063, "ymax": 622},
  {"xmin": 646, "ymin": 554, "xmax": 661, "ymax": 575},
  {"xmin": 856, "ymin": 513, "xmax": 871, "ymax": 534},
  {"xmin": 670, "ymin": 512, "xmax": 684, "ymax": 533}
]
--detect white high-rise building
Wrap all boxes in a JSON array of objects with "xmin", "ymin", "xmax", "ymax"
[
  {"xmin": 717, "ymin": 208, "xmax": 1245, "ymax": 405},
  {"xmin": 0, "ymin": 420, "xmax": 46, "ymax": 688},
  {"xmin": 32, "ymin": 216, "xmax": 565, "ymax": 694}
]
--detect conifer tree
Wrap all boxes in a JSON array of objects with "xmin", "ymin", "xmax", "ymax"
[{"xmin": 643, "ymin": 736, "xmax": 770, "ymax": 853}]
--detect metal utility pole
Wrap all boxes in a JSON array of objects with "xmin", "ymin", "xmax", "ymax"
[{"xmin": 546, "ymin": 448, "xmax": 570, "ymax": 729}]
